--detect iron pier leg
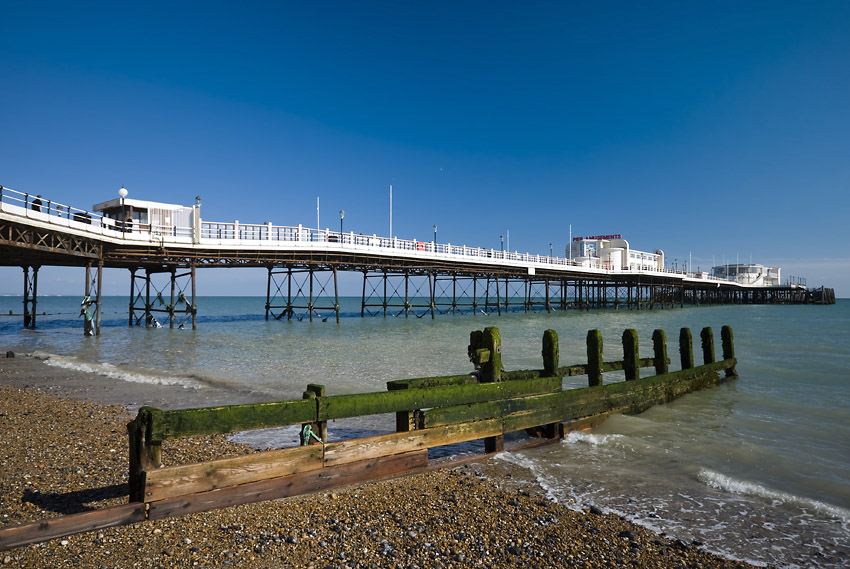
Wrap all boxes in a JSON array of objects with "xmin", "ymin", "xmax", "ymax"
[
  {"xmin": 287, "ymin": 267, "xmax": 293, "ymax": 320},
  {"xmin": 308, "ymin": 268, "xmax": 314, "ymax": 322},
  {"xmin": 265, "ymin": 266, "xmax": 272, "ymax": 320},
  {"xmin": 129, "ymin": 268, "xmax": 136, "ymax": 326},
  {"xmin": 430, "ymin": 272, "xmax": 435, "ymax": 319},
  {"xmin": 190, "ymin": 263, "xmax": 197, "ymax": 330},
  {"xmin": 169, "ymin": 268, "xmax": 177, "ymax": 329},
  {"xmin": 145, "ymin": 269, "xmax": 152, "ymax": 326},
  {"xmin": 361, "ymin": 270, "xmax": 367, "ymax": 317},
  {"xmin": 333, "ymin": 266, "xmax": 340, "ymax": 323},
  {"xmin": 383, "ymin": 270, "xmax": 388, "ymax": 318},
  {"xmin": 22, "ymin": 265, "xmax": 38, "ymax": 329},
  {"xmin": 404, "ymin": 271, "xmax": 409, "ymax": 318}
]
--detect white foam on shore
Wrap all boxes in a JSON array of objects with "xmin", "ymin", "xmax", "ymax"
[
  {"xmin": 698, "ymin": 469, "xmax": 850, "ymax": 524},
  {"xmin": 37, "ymin": 352, "xmax": 205, "ymax": 390},
  {"xmin": 561, "ymin": 430, "xmax": 624, "ymax": 446}
]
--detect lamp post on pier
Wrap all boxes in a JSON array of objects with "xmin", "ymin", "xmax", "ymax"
[
  {"xmin": 500, "ymin": 235, "xmax": 504, "ymax": 254},
  {"xmin": 339, "ymin": 210, "xmax": 344, "ymax": 234},
  {"xmin": 433, "ymin": 224, "xmax": 437, "ymax": 244},
  {"xmin": 549, "ymin": 242, "xmax": 553, "ymax": 258}
]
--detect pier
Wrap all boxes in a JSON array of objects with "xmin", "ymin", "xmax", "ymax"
[{"xmin": 1, "ymin": 184, "xmax": 835, "ymax": 335}]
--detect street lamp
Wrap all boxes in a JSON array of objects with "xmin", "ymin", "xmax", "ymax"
[
  {"xmin": 549, "ymin": 242, "xmax": 553, "ymax": 257},
  {"xmin": 433, "ymin": 224, "xmax": 437, "ymax": 243},
  {"xmin": 500, "ymin": 235, "xmax": 504, "ymax": 253},
  {"xmin": 339, "ymin": 209, "xmax": 345, "ymax": 234}
]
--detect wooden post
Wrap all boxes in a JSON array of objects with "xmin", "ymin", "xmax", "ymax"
[
  {"xmin": 679, "ymin": 327, "xmax": 694, "ymax": 370},
  {"xmin": 480, "ymin": 327, "xmax": 502, "ymax": 382},
  {"xmin": 700, "ymin": 327, "xmax": 715, "ymax": 365},
  {"xmin": 542, "ymin": 329, "xmax": 559, "ymax": 376},
  {"xmin": 721, "ymin": 325, "xmax": 736, "ymax": 377},
  {"xmin": 586, "ymin": 329, "xmax": 603, "ymax": 386},
  {"xmin": 127, "ymin": 411, "xmax": 161, "ymax": 502},
  {"xmin": 301, "ymin": 384, "xmax": 327, "ymax": 445},
  {"xmin": 652, "ymin": 329, "xmax": 669, "ymax": 375},
  {"xmin": 481, "ymin": 327, "xmax": 504, "ymax": 452},
  {"xmin": 622, "ymin": 328, "xmax": 639, "ymax": 381}
]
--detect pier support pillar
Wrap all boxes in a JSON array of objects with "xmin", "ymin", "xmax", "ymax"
[
  {"xmin": 22, "ymin": 265, "xmax": 39, "ymax": 329},
  {"xmin": 83, "ymin": 261, "xmax": 102, "ymax": 336}
]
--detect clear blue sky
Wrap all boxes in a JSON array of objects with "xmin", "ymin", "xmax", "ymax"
[{"xmin": 2, "ymin": 1, "xmax": 848, "ymax": 296}]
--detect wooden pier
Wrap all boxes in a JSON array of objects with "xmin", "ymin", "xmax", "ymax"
[
  {"xmin": 0, "ymin": 324, "xmax": 737, "ymax": 550},
  {"xmin": 1, "ymin": 185, "xmax": 835, "ymax": 334}
]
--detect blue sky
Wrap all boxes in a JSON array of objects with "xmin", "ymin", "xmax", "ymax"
[{"xmin": 2, "ymin": 1, "xmax": 848, "ymax": 296}]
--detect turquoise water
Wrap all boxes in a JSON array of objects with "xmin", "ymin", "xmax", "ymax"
[{"xmin": 1, "ymin": 296, "xmax": 848, "ymax": 567}]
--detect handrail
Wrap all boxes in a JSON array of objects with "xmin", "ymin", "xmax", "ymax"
[{"xmin": 1, "ymin": 183, "xmax": 741, "ymax": 283}]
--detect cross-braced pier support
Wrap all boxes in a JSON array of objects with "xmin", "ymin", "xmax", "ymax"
[
  {"xmin": 361, "ymin": 269, "xmax": 434, "ymax": 319},
  {"xmin": 129, "ymin": 265, "xmax": 197, "ymax": 329},
  {"xmin": 266, "ymin": 265, "xmax": 340, "ymax": 323}
]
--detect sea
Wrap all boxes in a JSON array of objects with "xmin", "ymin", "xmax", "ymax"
[{"xmin": 1, "ymin": 295, "xmax": 848, "ymax": 568}]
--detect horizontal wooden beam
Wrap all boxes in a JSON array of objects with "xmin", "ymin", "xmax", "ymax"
[
  {"xmin": 143, "ymin": 444, "xmax": 323, "ymax": 502},
  {"xmin": 318, "ymin": 376, "xmax": 562, "ymax": 421},
  {"xmin": 143, "ymin": 398, "xmax": 316, "ymax": 441},
  {"xmin": 147, "ymin": 450, "xmax": 427, "ymax": 521},
  {"xmin": 0, "ymin": 503, "xmax": 145, "ymax": 551}
]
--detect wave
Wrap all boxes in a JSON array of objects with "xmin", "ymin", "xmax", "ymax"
[
  {"xmin": 37, "ymin": 352, "xmax": 206, "ymax": 390},
  {"xmin": 561, "ymin": 430, "xmax": 624, "ymax": 446},
  {"xmin": 698, "ymin": 469, "xmax": 850, "ymax": 523}
]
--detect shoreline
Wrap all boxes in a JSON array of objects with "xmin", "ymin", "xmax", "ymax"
[{"xmin": 0, "ymin": 353, "xmax": 763, "ymax": 568}]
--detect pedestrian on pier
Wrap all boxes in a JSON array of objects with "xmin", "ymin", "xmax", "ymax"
[{"xmin": 31, "ymin": 195, "xmax": 42, "ymax": 212}]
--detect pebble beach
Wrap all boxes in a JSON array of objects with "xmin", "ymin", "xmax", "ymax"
[{"xmin": 1, "ymin": 353, "xmax": 763, "ymax": 568}]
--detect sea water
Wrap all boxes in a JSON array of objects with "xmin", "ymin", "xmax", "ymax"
[{"xmin": 1, "ymin": 295, "xmax": 848, "ymax": 567}]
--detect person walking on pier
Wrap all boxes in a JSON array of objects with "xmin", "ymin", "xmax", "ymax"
[{"xmin": 31, "ymin": 194, "xmax": 42, "ymax": 212}]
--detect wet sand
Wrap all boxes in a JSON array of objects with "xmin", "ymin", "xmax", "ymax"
[{"xmin": 0, "ymin": 352, "xmax": 763, "ymax": 568}]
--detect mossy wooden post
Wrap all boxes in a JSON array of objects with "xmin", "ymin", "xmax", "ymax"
[
  {"xmin": 127, "ymin": 410, "xmax": 162, "ymax": 502},
  {"xmin": 652, "ymin": 329, "xmax": 669, "ymax": 375},
  {"xmin": 538, "ymin": 329, "xmax": 560, "ymax": 438},
  {"xmin": 622, "ymin": 329, "xmax": 639, "ymax": 381},
  {"xmin": 679, "ymin": 327, "xmax": 694, "ymax": 370},
  {"xmin": 480, "ymin": 327, "xmax": 502, "ymax": 383},
  {"xmin": 586, "ymin": 329, "xmax": 603, "ymax": 386},
  {"xmin": 302, "ymin": 384, "xmax": 327, "ymax": 445},
  {"xmin": 721, "ymin": 325, "xmax": 736, "ymax": 377},
  {"xmin": 700, "ymin": 327, "xmax": 715, "ymax": 365},
  {"xmin": 481, "ymin": 327, "xmax": 504, "ymax": 452},
  {"xmin": 542, "ymin": 329, "xmax": 559, "ymax": 377},
  {"xmin": 389, "ymin": 381, "xmax": 417, "ymax": 433}
]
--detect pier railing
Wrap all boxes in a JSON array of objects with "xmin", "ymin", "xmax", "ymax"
[{"xmin": 2, "ymin": 184, "xmax": 715, "ymax": 277}]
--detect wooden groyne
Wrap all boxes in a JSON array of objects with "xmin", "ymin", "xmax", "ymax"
[{"xmin": 0, "ymin": 325, "xmax": 737, "ymax": 550}]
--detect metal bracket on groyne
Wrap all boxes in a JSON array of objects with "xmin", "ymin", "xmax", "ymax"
[{"xmin": 0, "ymin": 325, "xmax": 737, "ymax": 551}]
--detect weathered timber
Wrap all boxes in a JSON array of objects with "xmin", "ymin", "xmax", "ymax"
[
  {"xmin": 653, "ymin": 329, "xmax": 669, "ymax": 375},
  {"xmin": 722, "ymin": 325, "xmax": 736, "ymax": 377},
  {"xmin": 317, "ymin": 376, "xmax": 562, "ymax": 421},
  {"xmin": 0, "ymin": 503, "xmax": 145, "ymax": 551},
  {"xmin": 701, "ymin": 326, "xmax": 715, "ymax": 365},
  {"xmin": 423, "ymin": 391, "xmax": 565, "ymax": 429},
  {"xmin": 147, "ymin": 450, "xmax": 428, "ymax": 521},
  {"xmin": 587, "ymin": 329, "xmax": 603, "ymax": 386},
  {"xmin": 143, "ymin": 399, "xmax": 316, "ymax": 442},
  {"xmin": 323, "ymin": 418, "xmax": 503, "ymax": 467},
  {"xmin": 387, "ymin": 373, "xmax": 478, "ymax": 390},
  {"xmin": 680, "ymin": 327, "xmax": 694, "ymax": 370},
  {"xmin": 622, "ymin": 329, "xmax": 640, "ymax": 381},
  {"xmin": 480, "ymin": 326, "xmax": 502, "ymax": 382},
  {"xmin": 542, "ymin": 329, "xmax": 559, "ymax": 376},
  {"xmin": 143, "ymin": 444, "xmax": 323, "ymax": 502}
]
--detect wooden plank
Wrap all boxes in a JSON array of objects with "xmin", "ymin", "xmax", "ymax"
[
  {"xmin": 318, "ymin": 376, "xmax": 561, "ymax": 421},
  {"xmin": 323, "ymin": 418, "xmax": 503, "ymax": 467},
  {"xmin": 146, "ymin": 398, "xmax": 316, "ymax": 441},
  {"xmin": 0, "ymin": 503, "xmax": 145, "ymax": 551},
  {"xmin": 387, "ymin": 373, "xmax": 478, "ymax": 390},
  {"xmin": 424, "ymin": 391, "xmax": 564, "ymax": 428},
  {"xmin": 147, "ymin": 450, "xmax": 428, "ymax": 521},
  {"xmin": 144, "ymin": 445, "xmax": 323, "ymax": 502}
]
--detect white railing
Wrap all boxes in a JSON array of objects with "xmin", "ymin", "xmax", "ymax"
[{"xmin": 1, "ymin": 184, "xmax": 738, "ymax": 284}]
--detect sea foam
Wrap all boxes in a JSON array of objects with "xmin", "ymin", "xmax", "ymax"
[
  {"xmin": 38, "ymin": 352, "xmax": 206, "ymax": 390},
  {"xmin": 698, "ymin": 469, "xmax": 850, "ymax": 523}
]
